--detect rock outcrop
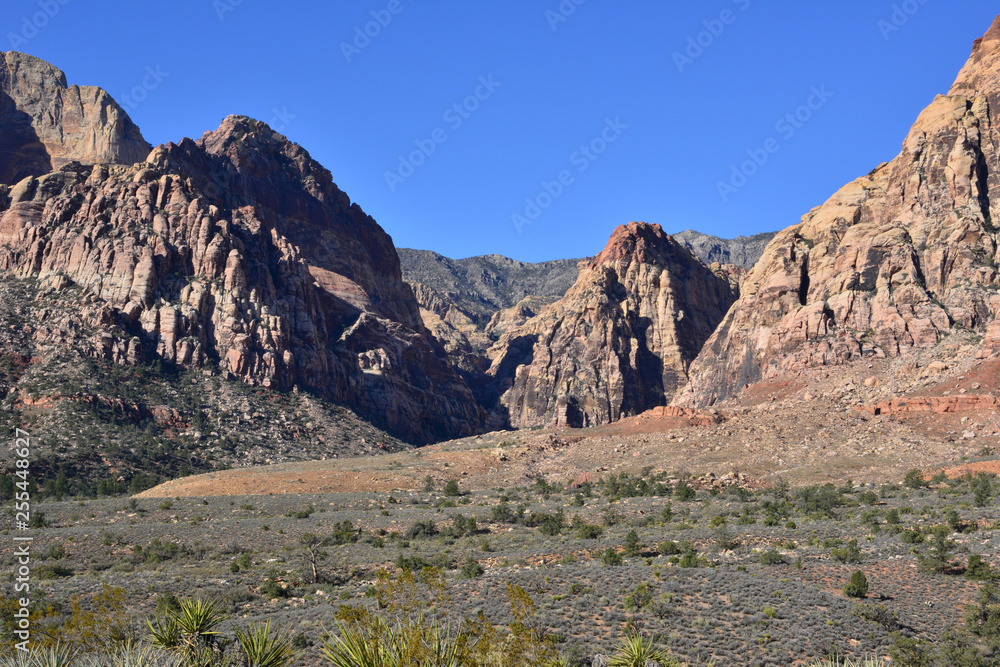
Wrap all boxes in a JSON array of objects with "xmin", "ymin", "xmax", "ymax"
[
  {"xmin": 677, "ymin": 15, "xmax": 1000, "ymax": 408},
  {"xmin": 488, "ymin": 222, "xmax": 737, "ymax": 428},
  {"xmin": 0, "ymin": 51, "xmax": 150, "ymax": 185},
  {"xmin": 0, "ymin": 109, "xmax": 484, "ymax": 443},
  {"xmin": 672, "ymin": 230, "xmax": 778, "ymax": 270}
]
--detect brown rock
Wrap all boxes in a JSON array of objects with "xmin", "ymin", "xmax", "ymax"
[
  {"xmin": 677, "ymin": 16, "xmax": 1000, "ymax": 408},
  {"xmin": 0, "ymin": 52, "xmax": 150, "ymax": 185},
  {"xmin": 489, "ymin": 222, "xmax": 737, "ymax": 428}
]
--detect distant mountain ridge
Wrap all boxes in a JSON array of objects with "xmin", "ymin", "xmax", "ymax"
[
  {"xmin": 672, "ymin": 230, "xmax": 778, "ymax": 270},
  {"xmin": 397, "ymin": 249, "xmax": 584, "ymax": 321}
]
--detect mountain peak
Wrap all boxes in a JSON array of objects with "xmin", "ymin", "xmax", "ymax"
[{"xmin": 592, "ymin": 221, "xmax": 677, "ymax": 267}]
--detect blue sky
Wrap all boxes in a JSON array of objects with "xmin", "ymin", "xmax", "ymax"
[{"xmin": 6, "ymin": 1, "xmax": 998, "ymax": 262}]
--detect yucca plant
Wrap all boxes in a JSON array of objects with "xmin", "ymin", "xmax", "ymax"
[
  {"xmin": 147, "ymin": 596, "xmax": 228, "ymax": 664},
  {"xmin": 608, "ymin": 632, "xmax": 677, "ymax": 667},
  {"xmin": 234, "ymin": 621, "xmax": 294, "ymax": 667},
  {"xmin": 807, "ymin": 658, "xmax": 887, "ymax": 667},
  {"xmin": 321, "ymin": 616, "xmax": 460, "ymax": 667},
  {"xmin": 0, "ymin": 644, "xmax": 76, "ymax": 667},
  {"xmin": 76, "ymin": 642, "xmax": 183, "ymax": 667}
]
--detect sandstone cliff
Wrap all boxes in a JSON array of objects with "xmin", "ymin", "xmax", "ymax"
[
  {"xmin": 488, "ymin": 222, "xmax": 737, "ymax": 428},
  {"xmin": 0, "ymin": 108, "xmax": 484, "ymax": 443},
  {"xmin": 0, "ymin": 51, "xmax": 150, "ymax": 185},
  {"xmin": 677, "ymin": 15, "xmax": 1000, "ymax": 407}
]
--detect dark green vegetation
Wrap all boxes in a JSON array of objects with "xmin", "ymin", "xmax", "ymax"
[{"xmin": 1, "ymin": 470, "xmax": 998, "ymax": 665}]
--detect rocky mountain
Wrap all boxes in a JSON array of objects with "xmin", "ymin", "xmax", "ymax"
[
  {"xmin": 398, "ymin": 248, "xmax": 582, "ymax": 321},
  {"xmin": 0, "ymin": 52, "xmax": 486, "ymax": 462},
  {"xmin": 676, "ymin": 15, "xmax": 1000, "ymax": 408},
  {"xmin": 488, "ymin": 222, "xmax": 737, "ymax": 428},
  {"xmin": 672, "ymin": 229, "xmax": 778, "ymax": 270},
  {"xmin": 0, "ymin": 51, "xmax": 150, "ymax": 186}
]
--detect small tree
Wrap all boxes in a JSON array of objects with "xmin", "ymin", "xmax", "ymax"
[
  {"xmin": 673, "ymin": 480, "xmax": 696, "ymax": 502},
  {"xmin": 299, "ymin": 533, "xmax": 330, "ymax": 584},
  {"xmin": 844, "ymin": 570, "xmax": 869, "ymax": 598},
  {"xmin": 623, "ymin": 530, "xmax": 642, "ymax": 557},
  {"xmin": 443, "ymin": 479, "xmax": 461, "ymax": 497}
]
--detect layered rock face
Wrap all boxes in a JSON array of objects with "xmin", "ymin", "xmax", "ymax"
[
  {"xmin": 0, "ymin": 52, "xmax": 150, "ymax": 185},
  {"xmin": 677, "ymin": 16, "xmax": 1000, "ymax": 407},
  {"xmin": 0, "ymin": 110, "xmax": 484, "ymax": 443},
  {"xmin": 488, "ymin": 222, "xmax": 737, "ymax": 428}
]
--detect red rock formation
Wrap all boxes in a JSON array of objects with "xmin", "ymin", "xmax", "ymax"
[
  {"xmin": 677, "ymin": 14, "xmax": 1000, "ymax": 407},
  {"xmin": 488, "ymin": 222, "xmax": 737, "ymax": 428},
  {"xmin": 0, "ymin": 105, "xmax": 484, "ymax": 443},
  {"xmin": 0, "ymin": 51, "xmax": 150, "ymax": 185}
]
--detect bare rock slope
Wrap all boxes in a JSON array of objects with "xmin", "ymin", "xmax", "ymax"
[
  {"xmin": 678, "ymin": 15, "xmax": 1000, "ymax": 408},
  {"xmin": 489, "ymin": 222, "xmax": 737, "ymax": 428},
  {"xmin": 0, "ymin": 92, "xmax": 485, "ymax": 443},
  {"xmin": 0, "ymin": 51, "xmax": 150, "ymax": 185}
]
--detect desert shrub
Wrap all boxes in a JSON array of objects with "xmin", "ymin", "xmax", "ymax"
[
  {"xmin": 459, "ymin": 557, "xmax": 485, "ymax": 579},
  {"xmin": 917, "ymin": 525, "xmax": 958, "ymax": 574},
  {"xmin": 573, "ymin": 517, "xmax": 603, "ymax": 540},
  {"xmin": 899, "ymin": 528, "xmax": 925, "ymax": 544},
  {"xmin": 903, "ymin": 469, "xmax": 928, "ymax": 489},
  {"xmin": 830, "ymin": 539, "xmax": 863, "ymax": 564},
  {"xmin": 657, "ymin": 541, "xmax": 681, "ymax": 556},
  {"xmin": 851, "ymin": 603, "xmax": 899, "ymax": 631},
  {"xmin": 623, "ymin": 582, "xmax": 654, "ymax": 612},
  {"xmin": 759, "ymin": 549, "xmax": 784, "ymax": 566},
  {"xmin": 443, "ymin": 479, "xmax": 462, "ymax": 497},
  {"xmin": 601, "ymin": 549, "xmax": 624, "ymax": 566},
  {"xmin": 843, "ymin": 570, "xmax": 869, "ymax": 598},
  {"xmin": 623, "ymin": 530, "xmax": 642, "ymax": 557},
  {"xmin": 405, "ymin": 520, "xmax": 439, "ymax": 540},
  {"xmin": 965, "ymin": 554, "xmax": 995, "ymax": 582},
  {"xmin": 673, "ymin": 480, "xmax": 696, "ymax": 501},
  {"xmin": 796, "ymin": 484, "xmax": 844, "ymax": 518}
]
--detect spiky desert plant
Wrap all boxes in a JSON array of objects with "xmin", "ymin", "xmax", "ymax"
[
  {"xmin": 76, "ymin": 642, "xmax": 183, "ymax": 667},
  {"xmin": 0, "ymin": 644, "xmax": 75, "ymax": 667},
  {"xmin": 234, "ymin": 621, "xmax": 294, "ymax": 667},
  {"xmin": 608, "ymin": 632, "xmax": 677, "ymax": 667},
  {"xmin": 147, "ymin": 596, "xmax": 228, "ymax": 664},
  {"xmin": 807, "ymin": 658, "xmax": 887, "ymax": 667},
  {"xmin": 320, "ymin": 616, "xmax": 460, "ymax": 667}
]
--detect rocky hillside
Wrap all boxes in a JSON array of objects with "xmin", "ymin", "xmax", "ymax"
[
  {"xmin": 0, "ymin": 51, "xmax": 150, "ymax": 185},
  {"xmin": 0, "ymin": 52, "xmax": 487, "ymax": 477},
  {"xmin": 398, "ymin": 248, "xmax": 582, "ymax": 321},
  {"xmin": 672, "ymin": 229, "xmax": 777, "ymax": 270},
  {"xmin": 488, "ymin": 222, "xmax": 737, "ymax": 428},
  {"xmin": 677, "ymin": 15, "xmax": 1000, "ymax": 408}
]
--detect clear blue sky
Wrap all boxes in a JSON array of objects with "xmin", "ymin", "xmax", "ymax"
[{"xmin": 6, "ymin": 1, "xmax": 998, "ymax": 262}]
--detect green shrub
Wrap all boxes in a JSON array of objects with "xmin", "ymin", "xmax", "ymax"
[
  {"xmin": 843, "ymin": 570, "xmax": 869, "ymax": 598},
  {"xmin": 759, "ymin": 549, "xmax": 784, "ymax": 566}
]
